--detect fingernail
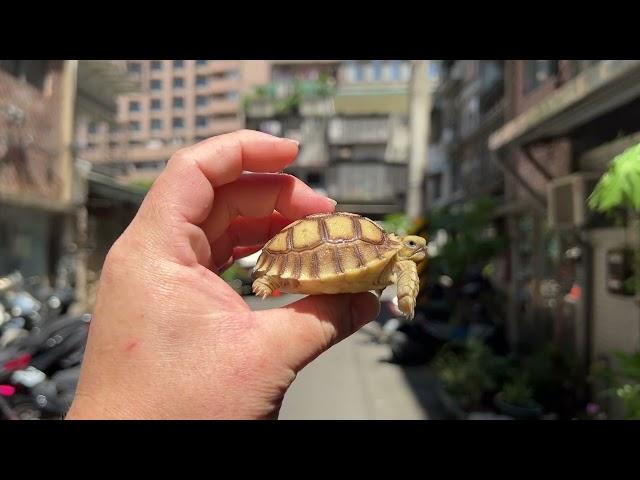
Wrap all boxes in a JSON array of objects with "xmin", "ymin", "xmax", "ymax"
[
  {"xmin": 327, "ymin": 198, "xmax": 337, "ymax": 207},
  {"xmin": 350, "ymin": 291, "xmax": 381, "ymax": 327},
  {"xmin": 285, "ymin": 138, "xmax": 300, "ymax": 147}
]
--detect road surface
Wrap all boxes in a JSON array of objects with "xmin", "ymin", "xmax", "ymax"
[{"xmin": 243, "ymin": 292, "xmax": 441, "ymax": 420}]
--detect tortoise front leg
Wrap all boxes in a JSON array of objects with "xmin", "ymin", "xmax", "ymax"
[
  {"xmin": 393, "ymin": 260, "xmax": 419, "ymax": 320},
  {"xmin": 252, "ymin": 275, "xmax": 280, "ymax": 299}
]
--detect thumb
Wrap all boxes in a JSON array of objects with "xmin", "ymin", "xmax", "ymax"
[{"xmin": 256, "ymin": 292, "xmax": 380, "ymax": 373}]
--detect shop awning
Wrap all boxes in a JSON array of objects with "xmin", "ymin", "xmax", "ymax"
[{"xmin": 489, "ymin": 60, "xmax": 640, "ymax": 151}]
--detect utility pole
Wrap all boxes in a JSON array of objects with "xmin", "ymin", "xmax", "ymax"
[{"xmin": 406, "ymin": 60, "xmax": 432, "ymax": 220}]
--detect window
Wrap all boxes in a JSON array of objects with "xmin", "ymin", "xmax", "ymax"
[
  {"xmin": 173, "ymin": 77, "xmax": 184, "ymax": 88},
  {"xmin": 196, "ymin": 95, "xmax": 208, "ymax": 106},
  {"xmin": 196, "ymin": 75, "xmax": 208, "ymax": 86},
  {"xmin": 109, "ymin": 141, "xmax": 118, "ymax": 149},
  {"xmin": 172, "ymin": 117, "xmax": 184, "ymax": 129},
  {"xmin": 129, "ymin": 121, "xmax": 140, "ymax": 132},
  {"xmin": 173, "ymin": 97, "xmax": 184, "ymax": 108},
  {"xmin": 150, "ymin": 98, "xmax": 162, "ymax": 110},
  {"xmin": 151, "ymin": 60, "xmax": 163, "ymax": 71},
  {"xmin": 372, "ymin": 61, "xmax": 382, "ymax": 81},
  {"xmin": 523, "ymin": 60, "xmax": 558, "ymax": 94},
  {"xmin": 196, "ymin": 116, "xmax": 208, "ymax": 127},
  {"xmin": 0, "ymin": 60, "xmax": 48, "ymax": 90},
  {"xmin": 196, "ymin": 60, "xmax": 208, "ymax": 66},
  {"xmin": 129, "ymin": 100, "xmax": 140, "ymax": 112},
  {"xmin": 390, "ymin": 60, "xmax": 401, "ymax": 81},
  {"xmin": 88, "ymin": 122, "xmax": 98, "ymax": 134},
  {"xmin": 151, "ymin": 119, "xmax": 162, "ymax": 130},
  {"xmin": 226, "ymin": 70, "xmax": 239, "ymax": 80},
  {"xmin": 173, "ymin": 60, "xmax": 184, "ymax": 69},
  {"xmin": 127, "ymin": 62, "xmax": 141, "ymax": 73},
  {"xmin": 226, "ymin": 92, "xmax": 238, "ymax": 100},
  {"xmin": 150, "ymin": 79, "xmax": 162, "ymax": 90},
  {"xmin": 355, "ymin": 62, "xmax": 364, "ymax": 82},
  {"xmin": 400, "ymin": 61, "xmax": 411, "ymax": 82}
]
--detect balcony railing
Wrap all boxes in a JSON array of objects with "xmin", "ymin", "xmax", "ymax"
[
  {"xmin": 328, "ymin": 117, "xmax": 389, "ymax": 145},
  {"xmin": 244, "ymin": 80, "xmax": 336, "ymax": 118},
  {"xmin": 327, "ymin": 162, "xmax": 407, "ymax": 204}
]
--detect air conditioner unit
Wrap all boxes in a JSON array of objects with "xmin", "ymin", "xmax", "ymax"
[{"xmin": 547, "ymin": 172, "xmax": 602, "ymax": 229}]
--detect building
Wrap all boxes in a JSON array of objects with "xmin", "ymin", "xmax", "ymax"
[
  {"xmin": 244, "ymin": 60, "xmax": 340, "ymax": 196},
  {"xmin": 245, "ymin": 60, "xmax": 436, "ymax": 220},
  {"xmin": 426, "ymin": 60, "xmax": 505, "ymax": 209},
  {"xmin": 76, "ymin": 60, "xmax": 269, "ymax": 182},
  {"xmin": 488, "ymin": 60, "xmax": 640, "ymax": 373},
  {"xmin": 0, "ymin": 60, "xmax": 141, "ymax": 305}
]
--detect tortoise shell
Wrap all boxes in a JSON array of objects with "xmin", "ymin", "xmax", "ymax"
[{"xmin": 253, "ymin": 212, "xmax": 402, "ymax": 291}]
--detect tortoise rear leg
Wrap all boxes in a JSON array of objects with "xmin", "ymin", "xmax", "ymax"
[
  {"xmin": 393, "ymin": 261, "xmax": 419, "ymax": 320},
  {"xmin": 252, "ymin": 276, "xmax": 280, "ymax": 299}
]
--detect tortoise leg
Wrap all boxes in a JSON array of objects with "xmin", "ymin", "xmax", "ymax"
[
  {"xmin": 252, "ymin": 276, "xmax": 280, "ymax": 299},
  {"xmin": 393, "ymin": 261, "xmax": 419, "ymax": 320}
]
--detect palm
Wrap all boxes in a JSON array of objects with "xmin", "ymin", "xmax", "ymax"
[{"xmin": 68, "ymin": 131, "xmax": 379, "ymax": 420}]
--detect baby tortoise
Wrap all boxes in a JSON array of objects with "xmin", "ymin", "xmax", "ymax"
[{"xmin": 252, "ymin": 212, "xmax": 426, "ymax": 319}]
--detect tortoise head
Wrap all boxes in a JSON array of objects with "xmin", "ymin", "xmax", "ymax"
[{"xmin": 397, "ymin": 235, "xmax": 427, "ymax": 262}]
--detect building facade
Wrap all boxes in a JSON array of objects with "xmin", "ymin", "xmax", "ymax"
[
  {"xmin": 76, "ymin": 60, "xmax": 269, "ymax": 182},
  {"xmin": 0, "ymin": 60, "xmax": 140, "ymax": 305},
  {"xmin": 245, "ymin": 60, "xmax": 438, "ymax": 220},
  {"xmin": 488, "ymin": 60, "xmax": 640, "ymax": 371}
]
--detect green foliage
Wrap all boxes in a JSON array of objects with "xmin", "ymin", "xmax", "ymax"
[
  {"xmin": 128, "ymin": 179, "xmax": 154, "ymax": 191},
  {"xmin": 588, "ymin": 142, "xmax": 640, "ymax": 294},
  {"xmin": 427, "ymin": 196, "xmax": 506, "ymax": 283},
  {"xmin": 433, "ymin": 338, "xmax": 512, "ymax": 410},
  {"xmin": 500, "ymin": 379, "xmax": 535, "ymax": 407},
  {"xmin": 382, "ymin": 213, "xmax": 413, "ymax": 235},
  {"xmin": 243, "ymin": 78, "xmax": 335, "ymax": 114},
  {"xmin": 590, "ymin": 350, "xmax": 640, "ymax": 419},
  {"xmin": 589, "ymin": 143, "xmax": 640, "ymax": 213}
]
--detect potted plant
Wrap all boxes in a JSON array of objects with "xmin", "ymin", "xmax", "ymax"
[
  {"xmin": 432, "ymin": 338, "xmax": 512, "ymax": 416},
  {"xmin": 494, "ymin": 379, "xmax": 543, "ymax": 420}
]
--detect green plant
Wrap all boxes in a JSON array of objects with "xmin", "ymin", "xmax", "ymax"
[
  {"xmin": 589, "ymin": 142, "xmax": 640, "ymax": 293},
  {"xmin": 128, "ymin": 179, "xmax": 154, "ymax": 191},
  {"xmin": 499, "ymin": 379, "xmax": 535, "ymax": 407},
  {"xmin": 590, "ymin": 350, "xmax": 640, "ymax": 419},
  {"xmin": 433, "ymin": 338, "xmax": 512, "ymax": 410},
  {"xmin": 589, "ymin": 143, "xmax": 640, "ymax": 212},
  {"xmin": 382, "ymin": 213, "xmax": 413, "ymax": 235},
  {"xmin": 427, "ymin": 196, "xmax": 506, "ymax": 284}
]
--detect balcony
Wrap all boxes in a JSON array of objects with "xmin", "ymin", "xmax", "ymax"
[
  {"xmin": 334, "ymin": 83, "xmax": 409, "ymax": 115},
  {"xmin": 209, "ymin": 118, "xmax": 243, "ymax": 135},
  {"xmin": 327, "ymin": 161, "xmax": 407, "ymax": 213},
  {"xmin": 299, "ymin": 96, "xmax": 334, "ymax": 116},
  {"xmin": 244, "ymin": 80, "xmax": 336, "ymax": 119},
  {"xmin": 210, "ymin": 99, "xmax": 240, "ymax": 114},
  {"xmin": 328, "ymin": 117, "xmax": 389, "ymax": 145},
  {"xmin": 210, "ymin": 78, "xmax": 240, "ymax": 94},
  {"xmin": 76, "ymin": 60, "xmax": 141, "ymax": 121}
]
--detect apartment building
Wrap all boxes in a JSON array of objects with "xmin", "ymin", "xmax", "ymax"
[
  {"xmin": 76, "ymin": 60, "xmax": 269, "ymax": 181},
  {"xmin": 0, "ymin": 60, "xmax": 138, "ymax": 284}
]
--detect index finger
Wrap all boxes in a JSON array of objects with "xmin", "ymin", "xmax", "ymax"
[{"xmin": 145, "ymin": 130, "xmax": 300, "ymax": 226}]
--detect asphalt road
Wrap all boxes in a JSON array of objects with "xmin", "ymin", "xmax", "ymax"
[{"xmin": 242, "ymin": 291, "xmax": 438, "ymax": 420}]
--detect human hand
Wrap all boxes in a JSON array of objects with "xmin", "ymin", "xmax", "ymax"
[{"xmin": 65, "ymin": 130, "xmax": 380, "ymax": 419}]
